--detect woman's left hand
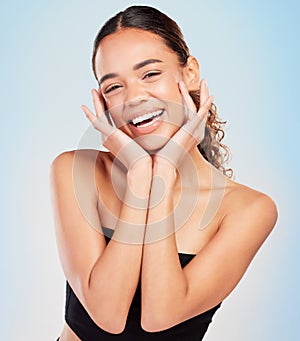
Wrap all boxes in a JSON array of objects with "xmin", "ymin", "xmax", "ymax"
[{"xmin": 153, "ymin": 79, "xmax": 213, "ymax": 172}]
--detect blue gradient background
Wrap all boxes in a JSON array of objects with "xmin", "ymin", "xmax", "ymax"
[{"xmin": 0, "ymin": 0, "xmax": 299, "ymax": 340}]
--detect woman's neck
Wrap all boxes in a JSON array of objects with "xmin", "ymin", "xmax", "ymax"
[{"xmin": 177, "ymin": 146, "xmax": 215, "ymax": 188}]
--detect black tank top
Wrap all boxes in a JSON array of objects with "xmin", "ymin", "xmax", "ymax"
[{"xmin": 64, "ymin": 227, "xmax": 221, "ymax": 340}]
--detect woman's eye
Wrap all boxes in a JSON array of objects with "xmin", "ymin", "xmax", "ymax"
[
  {"xmin": 104, "ymin": 84, "xmax": 122, "ymax": 94},
  {"xmin": 143, "ymin": 71, "xmax": 161, "ymax": 80}
]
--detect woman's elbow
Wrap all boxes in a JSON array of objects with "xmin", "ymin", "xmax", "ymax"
[
  {"xmin": 81, "ymin": 290, "xmax": 128, "ymax": 334},
  {"xmin": 89, "ymin": 308, "xmax": 128, "ymax": 334},
  {"xmin": 141, "ymin": 309, "xmax": 175, "ymax": 332}
]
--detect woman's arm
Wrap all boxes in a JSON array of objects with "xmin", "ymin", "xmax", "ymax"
[
  {"xmin": 50, "ymin": 150, "xmax": 151, "ymax": 334},
  {"xmin": 140, "ymin": 80, "xmax": 278, "ymax": 331},
  {"xmin": 51, "ymin": 88, "xmax": 152, "ymax": 333},
  {"xmin": 141, "ymin": 159, "xmax": 277, "ymax": 332},
  {"xmin": 141, "ymin": 159, "xmax": 185, "ymax": 331}
]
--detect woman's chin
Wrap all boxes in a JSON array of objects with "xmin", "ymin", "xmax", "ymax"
[{"xmin": 133, "ymin": 134, "xmax": 170, "ymax": 153}]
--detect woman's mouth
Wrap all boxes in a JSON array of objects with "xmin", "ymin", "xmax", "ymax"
[
  {"xmin": 130, "ymin": 109, "xmax": 164, "ymax": 127},
  {"xmin": 128, "ymin": 109, "xmax": 165, "ymax": 134}
]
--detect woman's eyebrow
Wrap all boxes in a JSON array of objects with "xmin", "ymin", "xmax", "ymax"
[
  {"xmin": 98, "ymin": 59, "xmax": 163, "ymax": 85},
  {"xmin": 98, "ymin": 73, "xmax": 118, "ymax": 86},
  {"xmin": 133, "ymin": 59, "xmax": 163, "ymax": 70}
]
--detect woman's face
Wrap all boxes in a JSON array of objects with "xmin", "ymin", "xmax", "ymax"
[{"xmin": 94, "ymin": 28, "xmax": 190, "ymax": 151}]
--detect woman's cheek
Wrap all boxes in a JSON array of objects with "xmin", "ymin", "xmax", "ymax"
[
  {"xmin": 106, "ymin": 101, "xmax": 126, "ymax": 129},
  {"xmin": 153, "ymin": 76, "xmax": 182, "ymax": 102},
  {"xmin": 102, "ymin": 95, "xmax": 112, "ymax": 108},
  {"xmin": 105, "ymin": 96, "xmax": 123, "ymax": 114}
]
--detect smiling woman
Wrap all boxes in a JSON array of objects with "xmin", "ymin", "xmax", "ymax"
[
  {"xmin": 93, "ymin": 28, "xmax": 191, "ymax": 151},
  {"xmin": 50, "ymin": 5, "xmax": 277, "ymax": 341}
]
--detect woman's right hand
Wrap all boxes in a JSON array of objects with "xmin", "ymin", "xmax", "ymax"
[{"xmin": 81, "ymin": 89, "xmax": 152, "ymax": 173}]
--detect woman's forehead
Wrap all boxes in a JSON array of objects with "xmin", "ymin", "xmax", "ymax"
[{"xmin": 94, "ymin": 29, "xmax": 177, "ymax": 76}]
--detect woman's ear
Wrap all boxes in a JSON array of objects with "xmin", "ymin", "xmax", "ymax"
[{"xmin": 182, "ymin": 56, "xmax": 200, "ymax": 91}]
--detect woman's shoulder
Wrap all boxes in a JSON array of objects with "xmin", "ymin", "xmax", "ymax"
[
  {"xmin": 50, "ymin": 149, "xmax": 114, "ymax": 204},
  {"xmin": 50, "ymin": 149, "xmax": 113, "ymax": 173},
  {"xmin": 223, "ymin": 177, "xmax": 278, "ymax": 228},
  {"xmin": 227, "ymin": 178, "xmax": 276, "ymax": 203}
]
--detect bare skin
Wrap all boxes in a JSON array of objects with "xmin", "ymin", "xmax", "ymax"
[
  {"xmin": 51, "ymin": 28, "xmax": 278, "ymax": 340},
  {"xmin": 54, "ymin": 149, "xmax": 276, "ymax": 340}
]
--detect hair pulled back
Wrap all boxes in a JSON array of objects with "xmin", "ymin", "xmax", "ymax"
[{"xmin": 92, "ymin": 5, "xmax": 232, "ymax": 177}]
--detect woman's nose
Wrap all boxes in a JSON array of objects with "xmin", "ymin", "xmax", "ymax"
[{"xmin": 125, "ymin": 82, "xmax": 149, "ymax": 106}]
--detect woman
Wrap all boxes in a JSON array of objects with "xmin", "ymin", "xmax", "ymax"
[{"xmin": 50, "ymin": 5, "xmax": 278, "ymax": 341}]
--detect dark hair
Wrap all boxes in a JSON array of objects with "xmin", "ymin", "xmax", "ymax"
[{"xmin": 92, "ymin": 5, "xmax": 232, "ymax": 177}]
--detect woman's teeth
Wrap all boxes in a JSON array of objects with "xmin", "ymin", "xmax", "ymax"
[{"xmin": 130, "ymin": 109, "xmax": 164, "ymax": 127}]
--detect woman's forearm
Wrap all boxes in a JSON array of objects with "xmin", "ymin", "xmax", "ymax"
[
  {"xmin": 141, "ymin": 163, "xmax": 189, "ymax": 331},
  {"xmin": 85, "ymin": 163, "xmax": 152, "ymax": 333}
]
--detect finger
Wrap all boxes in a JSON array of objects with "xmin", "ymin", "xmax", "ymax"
[
  {"xmin": 197, "ymin": 95, "xmax": 214, "ymax": 121},
  {"xmin": 180, "ymin": 96, "xmax": 213, "ymax": 144},
  {"xmin": 183, "ymin": 97, "xmax": 213, "ymax": 136},
  {"xmin": 172, "ymin": 96, "xmax": 212, "ymax": 139},
  {"xmin": 82, "ymin": 101, "xmax": 116, "ymax": 138},
  {"xmin": 92, "ymin": 89, "xmax": 105, "ymax": 118},
  {"xmin": 200, "ymin": 79, "xmax": 209, "ymax": 107},
  {"xmin": 179, "ymin": 81, "xmax": 196, "ymax": 116},
  {"xmin": 81, "ymin": 104, "xmax": 97, "ymax": 124},
  {"xmin": 205, "ymin": 81, "xmax": 209, "ymax": 100}
]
